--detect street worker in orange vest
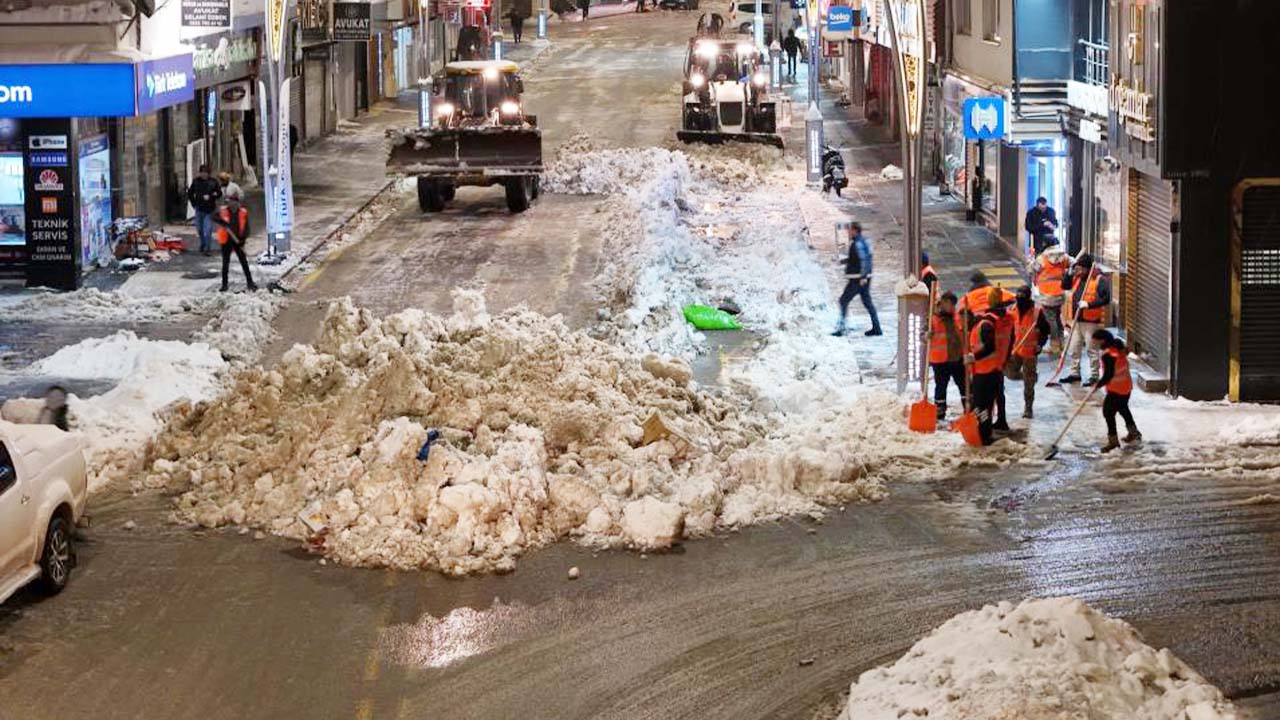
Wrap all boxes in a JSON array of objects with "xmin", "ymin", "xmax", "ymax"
[
  {"xmin": 1007, "ymin": 285, "xmax": 1051, "ymax": 419},
  {"xmin": 1028, "ymin": 237, "xmax": 1070, "ymax": 353},
  {"xmin": 928, "ymin": 291, "xmax": 965, "ymax": 421},
  {"xmin": 1091, "ymin": 329, "xmax": 1142, "ymax": 452},
  {"xmin": 965, "ymin": 286, "xmax": 1014, "ymax": 446},
  {"xmin": 957, "ymin": 271, "xmax": 1016, "ymax": 316},
  {"xmin": 213, "ymin": 187, "xmax": 258, "ymax": 293},
  {"xmin": 920, "ymin": 252, "xmax": 938, "ymax": 296},
  {"xmin": 1060, "ymin": 253, "xmax": 1110, "ymax": 385},
  {"xmin": 959, "ymin": 273, "xmax": 1016, "ymax": 431}
]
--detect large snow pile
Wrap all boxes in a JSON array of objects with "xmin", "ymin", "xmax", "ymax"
[
  {"xmin": 0, "ymin": 287, "xmax": 211, "ymax": 324},
  {"xmin": 140, "ymin": 292, "xmax": 979, "ymax": 574},
  {"xmin": 840, "ymin": 597, "xmax": 1239, "ymax": 720},
  {"xmin": 24, "ymin": 331, "xmax": 230, "ymax": 491}
]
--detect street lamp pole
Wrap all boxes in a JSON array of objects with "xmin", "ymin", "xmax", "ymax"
[
  {"xmin": 883, "ymin": 0, "xmax": 927, "ymax": 393},
  {"xmin": 538, "ymin": 0, "xmax": 548, "ymax": 39},
  {"xmin": 803, "ymin": 0, "xmax": 822, "ymax": 185},
  {"xmin": 418, "ymin": 0, "xmax": 433, "ymax": 128},
  {"xmin": 261, "ymin": 0, "xmax": 296, "ymax": 258}
]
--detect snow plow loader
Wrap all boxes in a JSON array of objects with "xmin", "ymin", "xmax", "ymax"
[
  {"xmin": 387, "ymin": 60, "xmax": 543, "ymax": 213},
  {"xmin": 677, "ymin": 32, "xmax": 782, "ymax": 148}
]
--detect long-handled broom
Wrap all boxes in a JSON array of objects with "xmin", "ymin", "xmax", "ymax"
[{"xmin": 1044, "ymin": 385, "xmax": 1101, "ymax": 460}]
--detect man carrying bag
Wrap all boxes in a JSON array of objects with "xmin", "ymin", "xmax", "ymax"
[{"xmin": 212, "ymin": 188, "xmax": 258, "ymax": 293}]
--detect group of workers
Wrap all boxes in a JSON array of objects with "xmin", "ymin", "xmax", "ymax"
[{"xmin": 921, "ymin": 236, "xmax": 1142, "ymax": 451}]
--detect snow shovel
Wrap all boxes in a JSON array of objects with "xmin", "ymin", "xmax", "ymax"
[
  {"xmin": 1044, "ymin": 385, "xmax": 1102, "ymax": 460},
  {"xmin": 951, "ymin": 309, "xmax": 983, "ymax": 447},
  {"xmin": 1045, "ymin": 267, "xmax": 1098, "ymax": 387},
  {"xmin": 908, "ymin": 287, "xmax": 938, "ymax": 433}
]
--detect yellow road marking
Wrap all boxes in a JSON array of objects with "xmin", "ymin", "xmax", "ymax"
[{"xmin": 353, "ymin": 571, "xmax": 402, "ymax": 719}]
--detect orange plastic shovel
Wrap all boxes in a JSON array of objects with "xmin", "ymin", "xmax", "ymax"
[
  {"xmin": 951, "ymin": 308, "xmax": 983, "ymax": 447},
  {"xmin": 908, "ymin": 285, "xmax": 938, "ymax": 433}
]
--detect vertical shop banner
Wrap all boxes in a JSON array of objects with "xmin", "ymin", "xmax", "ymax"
[
  {"xmin": 257, "ymin": 81, "xmax": 274, "ymax": 221},
  {"xmin": 333, "ymin": 2, "xmax": 372, "ymax": 42},
  {"xmin": 268, "ymin": 0, "xmax": 289, "ymax": 62},
  {"xmin": 182, "ymin": 0, "xmax": 231, "ymax": 28},
  {"xmin": 275, "ymin": 77, "xmax": 295, "ymax": 238},
  {"xmin": 23, "ymin": 123, "xmax": 77, "ymax": 289},
  {"xmin": 77, "ymin": 135, "xmax": 113, "ymax": 269}
]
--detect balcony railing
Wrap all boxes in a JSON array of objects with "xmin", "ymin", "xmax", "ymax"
[{"xmin": 1078, "ymin": 39, "xmax": 1110, "ymax": 87}]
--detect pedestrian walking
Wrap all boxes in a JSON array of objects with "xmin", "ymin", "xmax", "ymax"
[
  {"xmin": 928, "ymin": 291, "xmax": 966, "ymax": 421},
  {"xmin": 213, "ymin": 187, "xmax": 258, "ymax": 293},
  {"xmin": 832, "ymin": 222, "xmax": 882, "ymax": 337},
  {"xmin": 1091, "ymin": 329, "xmax": 1142, "ymax": 452},
  {"xmin": 37, "ymin": 385, "xmax": 69, "ymax": 432},
  {"xmin": 1008, "ymin": 285, "xmax": 1050, "ymax": 419},
  {"xmin": 185, "ymin": 164, "xmax": 222, "ymax": 256},
  {"xmin": 217, "ymin": 171, "xmax": 242, "ymax": 206},
  {"xmin": 1059, "ymin": 253, "xmax": 1110, "ymax": 385},
  {"xmin": 1024, "ymin": 196, "xmax": 1059, "ymax": 255},
  {"xmin": 579, "ymin": 0, "xmax": 590, "ymax": 19},
  {"xmin": 966, "ymin": 287, "xmax": 1011, "ymax": 446},
  {"xmin": 782, "ymin": 29, "xmax": 801, "ymax": 80},
  {"xmin": 510, "ymin": 6, "xmax": 526, "ymax": 40},
  {"xmin": 1028, "ymin": 238, "xmax": 1070, "ymax": 353}
]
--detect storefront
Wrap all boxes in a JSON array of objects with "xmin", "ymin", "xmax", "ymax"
[
  {"xmin": 0, "ymin": 55, "xmax": 193, "ymax": 289},
  {"xmin": 941, "ymin": 74, "xmax": 1003, "ymax": 224},
  {"xmin": 191, "ymin": 29, "xmax": 260, "ymax": 181},
  {"xmin": 294, "ymin": 0, "xmax": 335, "ymax": 142}
]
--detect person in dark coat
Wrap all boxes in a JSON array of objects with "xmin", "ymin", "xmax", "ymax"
[
  {"xmin": 1024, "ymin": 196, "xmax": 1059, "ymax": 255},
  {"xmin": 185, "ymin": 164, "xmax": 222, "ymax": 256},
  {"xmin": 782, "ymin": 29, "xmax": 801, "ymax": 80},
  {"xmin": 832, "ymin": 222, "xmax": 882, "ymax": 337},
  {"xmin": 578, "ymin": 0, "xmax": 590, "ymax": 19},
  {"xmin": 509, "ymin": 6, "xmax": 527, "ymax": 40}
]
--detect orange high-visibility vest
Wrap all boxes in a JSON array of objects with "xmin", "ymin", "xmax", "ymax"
[
  {"xmin": 994, "ymin": 312, "xmax": 1015, "ymax": 365},
  {"xmin": 1103, "ymin": 346, "xmax": 1133, "ymax": 395},
  {"xmin": 1012, "ymin": 306, "xmax": 1042, "ymax": 359},
  {"xmin": 1080, "ymin": 273, "xmax": 1104, "ymax": 322},
  {"xmin": 959, "ymin": 286, "xmax": 1015, "ymax": 315},
  {"xmin": 928, "ymin": 313, "xmax": 956, "ymax": 364},
  {"xmin": 1035, "ymin": 255, "xmax": 1068, "ymax": 298},
  {"xmin": 969, "ymin": 315, "xmax": 1003, "ymax": 375},
  {"xmin": 215, "ymin": 205, "xmax": 249, "ymax": 246}
]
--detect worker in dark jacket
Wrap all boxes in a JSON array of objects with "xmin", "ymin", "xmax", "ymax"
[
  {"xmin": 1059, "ymin": 253, "xmax": 1111, "ymax": 385},
  {"xmin": 1008, "ymin": 285, "xmax": 1051, "ymax": 418},
  {"xmin": 966, "ymin": 287, "xmax": 1010, "ymax": 446},
  {"xmin": 1024, "ymin": 196, "xmax": 1059, "ymax": 255},
  {"xmin": 1091, "ymin": 329, "xmax": 1142, "ymax": 452},
  {"xmin": 832, "ymin": 222, "xmax": 882, "ymax": 337},
  {"xmin": 928, "ymin": 292, "xmax": 965, "ymax": 420}
]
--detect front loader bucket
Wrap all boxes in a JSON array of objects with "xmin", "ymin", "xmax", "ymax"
[
  {"xmin": 387, "ymin": 127, "xmax": 543, "ymax": 175},
  {"xmin": 676, "ymin": 129, "xmax": 785, "ymax": 149}
]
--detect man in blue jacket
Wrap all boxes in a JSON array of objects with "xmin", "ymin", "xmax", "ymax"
[{"xmin": 833, "ymin": 222, "xmax": 883, "ymax": 337}]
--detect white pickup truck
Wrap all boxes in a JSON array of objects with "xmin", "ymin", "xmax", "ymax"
[{"xmin": 0, "ymin": 420, "xmax": 88, "ymax": 604}]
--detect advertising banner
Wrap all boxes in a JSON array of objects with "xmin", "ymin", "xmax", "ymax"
[
  {"xmin": 192, "ymin": 30, "xmax": 259, "ymax": 89},
  {"xmin": 77, "ymin": 134, "xmax": 112, "ymax": 269},
  {"xmin": 182, "ymin": 0, "xmax": 232, "ymax": 28},
  {"xmin": 22, "ymin": 120, "xmax": 77, "ymax": 289},
  {"xmin": 333, "ymin": 2, "xmax": 372, "ymax": 42},
  {"xmin": 274, "ymin": 77, "xmax": 295, "ymax": 239},
  {"xmin": 0, "ymin": 64, "xmax": 136, "ymax": 118},
  {"xmin": 136, "ymin": 54, "xmax": 196, "ymax": 115}
]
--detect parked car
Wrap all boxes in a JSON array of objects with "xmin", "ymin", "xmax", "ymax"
[
  {"xmin": 735, "ymin": 1, "xmax": 774, "ymax": 40},
  {"xmin": 0, "ymin": 421, "xmax": 88, "ymax": 604}
]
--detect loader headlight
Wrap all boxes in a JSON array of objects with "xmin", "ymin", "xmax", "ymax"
[
  {"xmin": 435, "ymin": 102, "xmax": 455, "ymax": 116},
  {"xmin": 500, "ymin": 100, "xmax": 520, "ymax": 115},
  {"xmin": 690, "ymin": 73, "xmax": 705, "ymax": 88},
  {"xmin": 483, "ymin": 67, "xmax": 500, "ymax": 81},
  {"xmin": 752, "ymin": 72, "xmax": 768, "ymax": 87},
  {"xmin": 695, "ymin": 40, "xmax": 718, "ymax": 59}
]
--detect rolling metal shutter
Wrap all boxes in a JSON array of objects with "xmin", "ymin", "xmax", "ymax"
[
  {"xmin": 289, "ymin": 71, "xmax": 304, "ymax": 141},
  {"xmin": 1239, "ymin": 185, "xmax": 1280, "ymax": 401},
  {"xmin": 1127, "ymin": 172, "xmax": 1173, "ymax": 373},
  {"xmin": 304, "ymin": 54, "xmax": 327, "ymax": 140}
]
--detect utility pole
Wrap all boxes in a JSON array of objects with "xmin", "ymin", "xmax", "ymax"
[
  {"xmin": 418, "ymin": 0, "xmax": 433, "ymax": 127},
  {"xmin": 753, "ymin": 0, "xmax": 764, "ymax": 49},
  {"xmin": 803, "ymin": 0, "xmax": 822, "ymax": 185},
  {"xmin": 883, "ymin": 0, "xmax": 927, "ymax": 393},
  {"xmin": 537, "ymin": 0, "xmax": 548, "ymax": 39},
  {"xmin": 261, "ymin": 0, "xmax": 296, "ymax": 259}
]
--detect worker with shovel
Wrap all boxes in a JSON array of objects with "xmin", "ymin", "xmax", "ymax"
[
  {"xmin": 1059, "ymin": 253, "xmax": 1110, "ymax": 385},
  {"xmin": 1029, "ymin": 238, "xmax": 1070, "ymax": 353},
  {"xmin": 928, "ymin": 291, "xmax": 966, "ymax": 421},
  {"xmin": 1007, "ymin": 285, "xmax": 1051, "ymax": 419},
  {"xmin": 965, "ymin": 287, "xmax": 1014, "ymax": 446},
  {"xmin": 1092, "ymin": 329, "xmax": 1143, "ymax": 452}
]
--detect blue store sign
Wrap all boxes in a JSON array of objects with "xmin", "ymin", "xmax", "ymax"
[
  {"xmin": 0, "ymin": 64, "xmax": 136, "ymax": 118},
  {"xmin": 963, "ymin": 97, "xmax": 1006, "ymax": 140},
  {"xmin": 136, "ymin": 54, "xmax": 195, "ymax": 115},
  {"xmin": 0, "ymin": 54, "xmax": 193, "ymax": 119},
  {"xmin": 827, "ymin": 6, "xmax": 854, "ymax": 32}
]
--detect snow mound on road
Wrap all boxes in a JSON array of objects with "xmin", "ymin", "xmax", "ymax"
[
  {"xmin": 840, "ymin": 597, "xmax": 1239, "ymax": 720},
  {"xmin": 140, "ymin": 293, "xmax": 949, "ymax": 574},
  {"xmin": 28, "ymin": 331, "xmax": 229, "ymax": 492},
  {"xmin": 543, "ymin": 135, "xmax": 686, "ymax": 196},
  {"xmin": 0, "ymin": 287, "xmax": 213, "ymax": 325}
]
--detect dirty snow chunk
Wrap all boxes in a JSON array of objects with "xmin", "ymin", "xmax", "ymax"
[
  {"xmin": 0, "ymin": 398, "xmax": 43, "ymax": 424},
  {"xmin": 641, "ymin": 353, "xmax": 692, "ymax": 386},
  {"xmin": 839, "ymin": 597, "xmax": 1239, "ymax": 720},
  {"xmin": 879, "ymin": 164, "xmax": 904, "ymax": 180},
  {"xmin": 621, "ymin": 497, "xmax": 685, "ymax": 549},
  {"xmin": 568, "ymin": 566, "xmax": 581, "ymax": 580}
]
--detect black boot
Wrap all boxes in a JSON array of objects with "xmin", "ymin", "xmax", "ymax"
[
  {"xmin": 1123, "ymin": 429, "xmax": 1142, "ymax": 443},
  {"xmin": 1101, "ymin": 434, "xmax": 1121, "ymax": 453}
]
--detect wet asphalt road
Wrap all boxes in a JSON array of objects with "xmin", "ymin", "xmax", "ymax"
[{"xmin": 3, "ymin": 11, "xmax": 1280, "ymax": 720}]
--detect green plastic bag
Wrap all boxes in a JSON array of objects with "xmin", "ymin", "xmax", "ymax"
[{"xmin": 682, "ymin": 304, "xmax": 742, "ymax": 331}]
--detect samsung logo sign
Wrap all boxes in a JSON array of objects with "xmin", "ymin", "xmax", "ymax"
[{"xmin": 0, "ymin": 85, "xmax": 34, "ymax": 104}]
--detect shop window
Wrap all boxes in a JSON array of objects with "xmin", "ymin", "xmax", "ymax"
[
  {"xmin": 982, "ymin": 0, "xmax": 999, "ymax": 42},
  {"xmin": 953, "ymin": 0, "xmax": 970, "ymax": 35}
]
